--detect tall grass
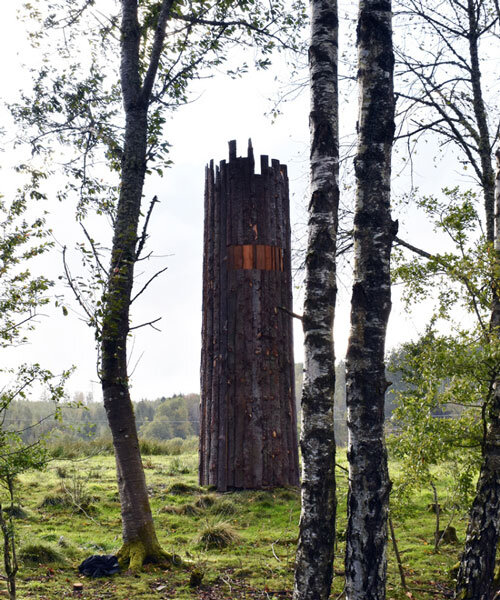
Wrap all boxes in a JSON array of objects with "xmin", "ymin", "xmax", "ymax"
[{"xmin": 47, "ymin": 435, "xmax": 198, "ymax": 458}]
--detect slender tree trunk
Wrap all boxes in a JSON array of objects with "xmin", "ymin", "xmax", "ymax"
[
  {"xmin": 0, "ymin": 500, "xmax": 18, "ymax": 600},
  {"xmin": 293, "ymin": 0, "xmax": 339, "ymax": 595},
  {"xmin": 452, "ymin": 5, "xmax": 500, "ymax": 597},
  {"xmin": 466, "ymin": 0, "xmax": 495, "ymax": 243},
  {"xmin": 100, "ymin": 0, "xmax": 176, "ymax": 570},
  {"xmin": 101, "ymin": 108, "xmax": 165, "ymax": 570},
  {"xmin": 345, "ymin": 1, "xmax": 395, "ymax": 599},
  {"xmin": 455, "ymin": 150, "xmax": 500, "ymax": 600}
]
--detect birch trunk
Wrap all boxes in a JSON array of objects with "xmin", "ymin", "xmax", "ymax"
[
  {"xmin": 455, "ymin": 149, "xmax": 500, "ymax": 600},
  {"xmin": 293, "ymin": 0, "xmax": 339, "ymax": 595},
  {"xmin": 345, "ymin": 1, "xmax": 395, "ymax": 598},
  {"xmin": 100, "ymin": 0, "xmax": 175, "ymax": 570}
]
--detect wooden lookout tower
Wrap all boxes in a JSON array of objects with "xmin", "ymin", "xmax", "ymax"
[{"xmin": 199, "ymin": 140, "xmax": 300, "ymax": 491}]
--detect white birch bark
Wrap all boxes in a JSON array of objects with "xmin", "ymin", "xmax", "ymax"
[
  {"xmin": 345, "ymin": 0, "xmax": 395, "ymax": 598},
  {"xmin": 293, "ymin": 0, "xmax": 339, "ymax": 597}
]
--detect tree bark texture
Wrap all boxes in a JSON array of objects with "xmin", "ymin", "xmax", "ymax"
[
  {"xmin": 345, "ymin": 1, "xmax": 396, "ymax": 599},
  {"xmin": 199, "ymin": 140, "xmax": 300, "ymax": 491},
  {"xmin": 455, "ymin": 150, "xmax": 500, "ymax": 600},
  {"xmin": 466, "ymin": 0, "xmax": 496, "ymax": 244},
  {"xmin": 99, "ymin": 0, "xmax": 174, "ymax": 569},
  {"xmin": 292, "ymin": 0, "xmax": 339, "ymax": 596}
]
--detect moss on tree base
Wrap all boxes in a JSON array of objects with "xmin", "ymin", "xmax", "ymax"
[{"xmin": 116, "ymin": 539, "xmax": 183, "ymax": 572}]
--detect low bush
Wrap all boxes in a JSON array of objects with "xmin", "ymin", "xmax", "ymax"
[
  {"xmin": 195, "ymin": 494, "xmax": 216, "ymax": 509},
  {"xmin": 2, "ymin": 505, "xmax": 28, "ymax": 519},
  {"xmin": 162, "ymin": 503, "xmax": 200, "ymax": 516},
  {"xmin": 167, "ymin": 457, "xmax": 192, "ymax": 475},
  {"xmin": 211, "ymin": 498, "xmax": 237, "ymax": 516},
  {"xmin": 19, "ymin": 543, "xmax": 63, "ymax": 566},
  {"xmin": 168, "ymin": 482, "xmax": 200, "ymax": 495},
  {"xmin": 195, "ymin": 521, "xmax": 241, "ymax": 550}
]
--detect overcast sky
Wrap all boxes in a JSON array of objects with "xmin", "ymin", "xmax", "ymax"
[{"xmin": 0, "ymin": 2, "xmax": 465, "ymax": 401}]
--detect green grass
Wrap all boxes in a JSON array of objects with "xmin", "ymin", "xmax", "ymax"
[{"xmin": 1, "ymin": 450, "xmax": 472, "ymax": 599}]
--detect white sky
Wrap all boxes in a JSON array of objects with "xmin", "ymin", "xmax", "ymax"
[{"xmin": 0, "ymin": 2, "xmax": 476, "ymax": 401}]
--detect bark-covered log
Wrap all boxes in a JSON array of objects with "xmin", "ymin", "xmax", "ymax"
[
  {"xmin": 455, "ymin": 149, "xmax": 500, "ymax": 600},
  {"xmin": 292, "ymin": 0, "xmax": 339, "ymax": 595},
  {"xmin": 199, "ymin": 140, "xmax": 299, "ymax": 491},
  {"xmin": 344, "ymin": 0, "xmax": 396, "ymax": 598}
]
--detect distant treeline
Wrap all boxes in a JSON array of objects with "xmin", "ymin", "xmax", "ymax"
[
  {"xmin": 5, "ymin": 393, "xmax": 201, "ymax": 445},
  {"xmin": 5, "ymin": 353, "xmax": 455, "ymax": 448}
]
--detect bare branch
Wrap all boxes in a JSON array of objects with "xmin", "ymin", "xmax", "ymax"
[
  {"xmin": 62, "ymin": 246, "xmax": 97, "ymax": 325},
  {"xmin": 277, "ymin": 305, "xmax": 303, "ymax": 321},
  {"xmin": 394, "ymin": 235, "xmax": 432, "ymax": 259},
  {"xmin": 80, "ymin": 223, "xmax": 107, "ymax": 276},
  {"xmin": 128, "ymin": 317, "xmax": 162, "ymax": 331},
  {"xmin": 130, "ymin": 265, "xmax": 168, "ymax": 304},
  {"xmin": 173, "ymin": 13, "xmax": 298, "ymax": 50},
  {"xmin": 136, "ymin": 196, "xmax": 159, "ymax": 260}
]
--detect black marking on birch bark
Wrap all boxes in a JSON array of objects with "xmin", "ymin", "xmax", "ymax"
[
  {"xmin": 294, "ymin": 0, "xmax": 339, "ymax": 597},
  {"xmin": 345, "ymin": 0, "xmax": 394, "ymax": 598},
  {"xmin": 200, "ymin": 141, "xmax": 299, "ymax": 491}
]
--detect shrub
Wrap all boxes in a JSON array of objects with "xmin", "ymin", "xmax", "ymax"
[
  {"xmin": 167, "ymin": 457, "xmax": 191, "ymax": 475},
  {"xmin": 167, "ymin": 482, "xmax": 200, "ymax": 495},
  {"xmin": 40, "ymin": 494, "xmax": 68, "ymax": 508},
  {"xmin": 2, "ymin": 505, "xmax": 28, "ymax": 519},
  {"xmin": 40, "ymin": 479, "xmax": 96, "ymax": 514},
  {"xmin": 162, "ymin": 503, "xmax": 200, "ymax": 516},
  {"xmin": 277, "ymin": 488, "xmax": 299, "ymax": 501},
  {"xmin": 195, "ymin": 521, "xmax": 241, "ymax": 549},
  {"xmin": 19, "ymin": 544, "xmax": 63, "ymax": 566},
  {"xmin": 212, "ymin": 499, "xmax": 237, "ymax": 516},
  {"xmin": 56, "ymin": 466, "xmax": 68, "ymax": 479},
  {"xmin": 195, "ymin": 495, "xmax": 216, "ymax": 509},
  {"xmin": 47, "ymin": 437, "xmax": 113, "ymax": 458}
]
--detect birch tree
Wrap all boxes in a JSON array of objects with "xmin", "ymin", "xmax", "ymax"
[
  {"xmin": 387, "ymin": 1, "xmax": 500, "ymax": 593},
  {"xmin": 455, "ymin": 149, "xmax": 500, "ymax": 600},
  {"xmin": 344, "ymin": 0, "xmax": 396, "ymax": 598},
  {"xmin": 293, "ymin": 0, "xmax": 339, "ymax": 596},
  {"xmin": 17, "ymin": 0, "xmax": 306, "ymax": 571}
]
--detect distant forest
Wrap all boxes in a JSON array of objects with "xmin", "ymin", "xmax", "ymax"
[{"xmin": 5, "ymin": 352, "xmax": 456, "ymax": 447}]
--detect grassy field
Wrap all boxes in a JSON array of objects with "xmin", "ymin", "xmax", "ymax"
[{"xmin": 3, "ymin": 449, "xmax": 468, "ymax": 599}]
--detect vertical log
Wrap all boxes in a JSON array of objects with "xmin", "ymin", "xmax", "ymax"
[
  {"xmin": 216, "ymin": 160, "xmax": 229, "ymax": 492},
  {"xmin": 233, "ymin": 156, "xmax": 247, "ymax": 489},
  {"xmin": 199, "ymin": 162, "xmax": 215, "ymax": 485},
  {"xmin": 258, "ymin": 160, "xmax": 272, "ymax": 486},
  {"xmin": 281, "ymin": 164, "xmax": 299, "ymax": 484},
  {"xmin": 225, "ymin": 158, "xmax": 237, "ymax": 489},
  {"xmin": 208, "ymin": 164, "xmax": 221, "ymax": 486},
  {"xmin": 200, "ymin": 140, "xmax": 299, "ymax": 490}
]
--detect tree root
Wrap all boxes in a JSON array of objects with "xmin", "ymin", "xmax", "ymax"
[{"xmin": 116, "ymin": 540, "xmax": 183, "ymax": 572}]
